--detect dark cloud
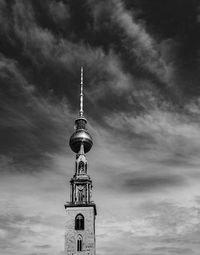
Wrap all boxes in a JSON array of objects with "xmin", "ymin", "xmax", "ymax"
[
  {"xmin": 34, "ymin": 244, "xmax": 51, "ymax": 249},
  {"xmin": 0, "ymin": 206, "xmax": 63, "ymax": 254},
  {"xmin": 126, "ymin": 0, "xmax": 200, "ymax": 98},
  {"xmin": 29, "ymin": 253, "xmax": 48, "ymax": 255},
  {"xmin": 0, "ymin": 0, "xmax": 198, "ymax": 185},
  {"xmin": 152, "ymin": 246, "xmax": 193, "ymax": 254},
  {"xmin": 0, "ymin": 0, "xmax": 177, "ymax": 108},
  {"xmin": 119, "ymin": 172, "xmax": 185, "ymax": 192},
  {"xmin": 0, "ymin": 0, "xmax": 198, "ymax": 110},
  {"xmin": 125, "ymin": 0, "xmax": 199, "ymax": 38},
  {"xmin": 0, "ymin": 212, "xmax": 42, "ymax": 251},
  {"xmin": 0, "ymin": 54, "xmax": 71, "ymax": 167},
  {"xmin": 0, "ymin": 0, "xmax": 192, "ymax": 134},
  {"xmin": 0, "ymin": 0, "xmax": 175, "ymax": 171}
]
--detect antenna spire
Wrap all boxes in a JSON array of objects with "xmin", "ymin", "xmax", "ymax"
[{"xmin": 80, "ymin": 66, "xmax": 84, "ymax": 117}]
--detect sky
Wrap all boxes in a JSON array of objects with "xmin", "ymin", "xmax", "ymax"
[{"xmin": 1, "ymin": 0, "xmax": 200, "ymax": 254}]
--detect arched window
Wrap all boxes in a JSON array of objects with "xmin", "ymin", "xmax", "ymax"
[
  {"xmin": 77, "ymin": 235, "xmax": 82, "ymax": 252},
  {"xmin": 79, "ymin": 161, "xmax": 84, "ymax": 174},
  {"xmin": 75, "ymin": 214, "xmax": 84, "ymax": 230}
]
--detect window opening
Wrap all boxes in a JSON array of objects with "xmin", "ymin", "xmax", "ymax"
[
  {"xmin": 77, "ymin": 235, "xmax": 82, "ymax": 251},
  {"xmin": 75, "ymin": 214, "xmax": 84, "ymax": 230}
]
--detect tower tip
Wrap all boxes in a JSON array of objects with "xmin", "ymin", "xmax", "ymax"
[{"xmin": 80, "ymin": 66, "xmax": 84, "ymax": 117}]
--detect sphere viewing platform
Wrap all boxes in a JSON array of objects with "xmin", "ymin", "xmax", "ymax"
[{"xmin": 69, "ymin": 117, "xmax": 93, "ymax": 154}]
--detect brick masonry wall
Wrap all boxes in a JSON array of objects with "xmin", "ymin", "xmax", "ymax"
[{"xmin": 65, "ymin": 206, "xmax": 95, "ymax": 255}]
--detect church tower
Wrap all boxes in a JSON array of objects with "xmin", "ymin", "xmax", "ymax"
[{"xmin": 65, "ymin": 67, "xmax": 97, "ymax": 255}]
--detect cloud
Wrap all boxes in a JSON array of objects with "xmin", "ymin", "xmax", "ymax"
[
  {"xmin": 97, "ymin": 199, "xmax": 200, "ymax": 255},
  {"xmin": 4, "ymin": 0, "xmax": 175, "ymax": 109},
  {"xmin": 121, "ymin": 172, "xmax": 185, "ymax": 192},
  {"xmin": 104, "ymin": 108, "xmax": 200, "ymax": 159},
  {"xmin": 0, "ymin": 51, "xmax": 74, "ymax": 170},
  {"xmin": 0, "ymin": 198, "xmax": 64, "ymax": 255},
  {"xmin": 153, "ymin": 246, "xmax": 193, "ymax": 254},
  {"xmin": 48, "ymin": 1, "xmax": 70, "ymax": 25},
  {"xmin": 34, "ymin": 244, "xmax": 51, "ymax": 249},
  {"xmin": 89, "ymin": 0, "xmax": 173, "ymax": 85}
]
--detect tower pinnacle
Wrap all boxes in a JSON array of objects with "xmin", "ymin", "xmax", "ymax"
[{"xmin": 80, "ymin": 66, "xmax": 84, "ymax": 117}]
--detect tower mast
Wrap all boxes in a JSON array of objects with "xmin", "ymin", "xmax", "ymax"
[{"xmin": 80, "ymin": 66, "xmax": 84, "ymax": 117}]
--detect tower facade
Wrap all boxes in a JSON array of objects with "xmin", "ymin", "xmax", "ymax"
[{"xmin": 65, "ymin": 67, "xmax": 97, "ymax": 255}]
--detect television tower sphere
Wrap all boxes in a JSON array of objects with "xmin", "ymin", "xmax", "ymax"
[{"xmin": 69, "ymin": 117, "xmax": 93, "ymax": 154}]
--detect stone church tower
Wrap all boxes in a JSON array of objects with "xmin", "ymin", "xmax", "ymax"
[{"xmin": 65, "ymin": 67, "xmax": 97, "ymax": 255}]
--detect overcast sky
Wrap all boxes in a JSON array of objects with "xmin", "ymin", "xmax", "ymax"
[{"xmin": 1, "ymin": 0, "xmax": 200, "ymax": 255}]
